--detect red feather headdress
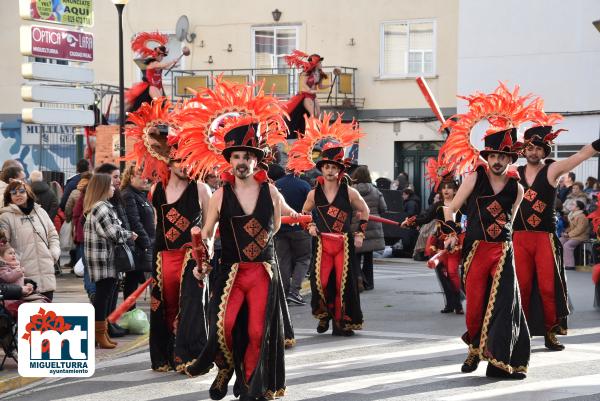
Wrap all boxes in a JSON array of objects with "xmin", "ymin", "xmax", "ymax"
[
  {"xmin": 131, "ymin": 31, "xmax": 169, "ymax": 58},
  {"xmin": 286, "ymin": 112, "xmax": 363, "ymax": 174},
  {"xmin": 171, "ymin": 78, "xmax": 289, "ymax": 180},
  {"xmin": 425, "ymin": 156, "xmax": 455, "ymax": 192},
  {"xmin": 440, "ymin": 83, "xmax": 542, "ymax": 175},
  {"xmin": 524, "ymin": 100, "xmax": 566, "ymax": 143},
  {"xmin": 125, "ymin": 97, "xmax": 178, "ymax": 185},
  {"xmin": 283, "ymin": 50, "xmax": 321, "ymax": 73},
  {"xmin": 588, "ymin": 197, "xmax": 600, "ymax": 235}
]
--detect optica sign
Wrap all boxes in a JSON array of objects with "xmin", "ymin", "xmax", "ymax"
[
  {"xmin": 20, "ymin": 25, "xmax": 93, "ymax": 62},
  {"xmin": 19, "ymin": 0, "xmax": 94, "ymax": 27}
]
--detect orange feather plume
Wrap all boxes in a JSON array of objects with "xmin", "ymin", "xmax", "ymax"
[
  {"xmin": 425, "ymin": 156, "xmax": 454, "ymax": 191},
  {"xmin": 440, "ymin": 83, "xmax": 543, "ymax": 175},
  {"xmin": 283, "ymin": 50, "xmax": 311, "ymax": 71},
  {"xmin": 171, "ymin": 77, "xmax": 289, "ymax": 180},
  {"xmin": 125, "ymin": 97, "xmax": 176, "ymax": 185},
  {"xmin": 286, "ymin": 112, "xmax": 363, "ymax": 174},
  {"xmin": 131, "ymin": 31, "xmax": 168, "ymax": 58}
]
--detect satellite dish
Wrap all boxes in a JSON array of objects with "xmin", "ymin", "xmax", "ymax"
[{"xmin": 175, "ymin": 15, "xmax": 196, "ymax": 43}]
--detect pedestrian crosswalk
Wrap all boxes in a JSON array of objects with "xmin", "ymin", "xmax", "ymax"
[
  {"xmin": 5, "ymin": 263, "xmax": 600, "ymax": 401},
  {"xmin": 6, "ymin": 326, "xmax": 600, "ymax": 401}
]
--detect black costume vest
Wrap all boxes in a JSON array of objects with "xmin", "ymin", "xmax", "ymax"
[
  {"xmin": 314, "ymin": 182, "xmax": 353, "ymax": 234},
  {"xmin": 219, "ymin": 182, "xmax": 275, "ymax": 264},
  {"xmin": 514, "ymin": 162, "xmax": 557, "ymax": 232},
  {"xmin": 465, "ymin": 166, "xmax": 518, "ymax": 243},
  {"xmin": 152, "ymin": 181, "xmax": 200, "ymax": 251}
]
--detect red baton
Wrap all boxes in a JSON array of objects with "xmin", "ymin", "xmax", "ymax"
[{"xmin": 108, "ymin": 278, "xmax": 153, "ymax": 323}]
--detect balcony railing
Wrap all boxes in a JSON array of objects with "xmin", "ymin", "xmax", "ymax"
[{"xmin": 167, "ymin": 66, "xmax": 363, "ymax": 109}]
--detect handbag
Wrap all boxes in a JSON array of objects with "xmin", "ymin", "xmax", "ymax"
[{"xmin": 111, "ymin": 231, "xmax": 136, "ymax": 273}]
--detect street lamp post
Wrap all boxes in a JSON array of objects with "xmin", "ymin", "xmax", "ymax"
[
  {"xmin": 112, "ymin": 0, "xmax": 129, "ymax": 172},
  {"xmin": 594, "ymin": 20, "xmax": 600, "ymax": 179}
]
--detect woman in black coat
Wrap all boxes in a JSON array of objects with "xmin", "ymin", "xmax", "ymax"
[{"xmin": 121, "ymin": 165, "xmax": 156, "ymax": 310}]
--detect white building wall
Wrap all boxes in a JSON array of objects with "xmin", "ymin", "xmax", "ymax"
[{"xmin": 458, "ymin": 0, "xmax": 600, "ymax": 180}]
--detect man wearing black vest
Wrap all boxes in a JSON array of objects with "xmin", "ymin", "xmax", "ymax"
[
  {"xmin": 302, "ymin": 142, "xmax": 370, "ymax": 337},
  {"xmin": 514, "ymin": 124, "xmax": 600, "ymax": 351},
  {"xmin": 444, "ymin": 128, "xmax": 530, "ymax": 379},
  {"xmin": 186, "ymin": 122, "xmax": 289, "ymax": 401}
]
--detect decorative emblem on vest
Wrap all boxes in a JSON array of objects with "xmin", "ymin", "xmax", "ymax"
[
  {"xmin": 523, "ymin": 189, "xmax": 537, "ymax": 202},
  {"xmin": 486, "ymin": 223, "xmax": 502, "ymax": 239},
  {"xmin": 527, "ymin": 214, "xmax": 541, "ymax": 228},
  {"xmin": 242, "ymin": 218, "xmax": 270, "ymax": 260},
  {"xmin": 487, "ymin": 201, "xmax": 502, "ymax": 217},
  {"xmin": 164, "ymin": 207, "xmax": 190, "ymax": 243},
  {"xmin": 532, "ymin": 200, "xmax": 547, "ymax": 213},
  {"xmin": 326, "ymin": 205, "xmax": 348, "ymax": 233}
]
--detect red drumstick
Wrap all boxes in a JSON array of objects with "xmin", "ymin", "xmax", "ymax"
[
  {"xmin": 108, "ymin": 278, "xmax": 152, "ymax": 323},
  {"xmin": 281, "ymin": 215, "xmax": 313, "ymax": 225},
  {"xmin": 427, "ymin": 250, "xmax": 447, "ymax": 269}
]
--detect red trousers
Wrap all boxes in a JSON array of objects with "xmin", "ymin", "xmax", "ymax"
[
  {"xmin": 320, "ymin": 233, "xmax": 346, "ymax": 323},
  {"xmin": 444, "ymin": 251, "xmax": 461, "ymax": 292},
  {"xmin": 224, "ymin": 262, "xmax": 270, "ymax": 381},
  {"xmin": 160, "ymin": 249, "xmax": 186, "ymax": 333},
  {"xmin": 465, "ymin": 241, "xmax": 504, "ymax": 340},
  {"xmin": 514, "ymin": 231, "xmax": 557, "ymax": 331}
]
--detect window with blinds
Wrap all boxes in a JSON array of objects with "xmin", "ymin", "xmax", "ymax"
[
  {"xmin": 380, "ymin": 20, "xmax": 436, "ymax": 78},
  {"xmin": 252, "ymin": 26, "xmax": 299, "ymax": 70}
]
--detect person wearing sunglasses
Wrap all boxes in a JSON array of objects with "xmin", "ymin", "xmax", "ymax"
[{"xmin": 0, "ymin": 180, "xmax": 60, "ymax": 300}]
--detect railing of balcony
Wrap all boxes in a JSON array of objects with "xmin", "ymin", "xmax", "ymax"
[{"xmin": 167, "ymin": 66, "xmax": 363, "ymax": 109}]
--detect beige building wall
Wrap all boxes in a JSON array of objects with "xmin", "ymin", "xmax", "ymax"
[{"xmin": 1, "ymin": 0, "xmax": 458, "ymax": 179}]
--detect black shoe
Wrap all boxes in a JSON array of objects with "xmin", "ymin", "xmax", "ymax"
[
  {"xmin": 108, "ymin": 322, "xmax": 128, "ymax": 337},
  {"xmin": 440, "ymin": 306, "xmax": 454, "ymax": 313},
  {"xmin": 185, "ymin": 361, "xmax": 213, "ymax": 378},
  {"xmin": 332, "ymin": 327, "xmax": 355, "ymax": 337},
  {"xmin": 545, "ymin": 332, "xmax": 565, "ymax": 351},
  {"xmin": 461, "ymin": 351, "xmax": 480, "ymax": 373},
  {"xmin": 208, "ymin": 368, "xmax": 233, "ymax": 400},
  {"xmin": 286, "ymin": 293, "xmax": 306, "ymax": 306},
  {"xmin": 317, "ymin": 318, "xmax": 329, "ymax": 333},
  {"xmin": 486, "ymin": 363, "xmax": 526, "ymax": 380}
]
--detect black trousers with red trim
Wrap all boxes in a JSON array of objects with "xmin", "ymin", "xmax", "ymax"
[{"xmin": 462, "ymin": 240, "xmax": 530, "ymax": 373}]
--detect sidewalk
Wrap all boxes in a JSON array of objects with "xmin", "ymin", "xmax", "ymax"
[{"xmin": 0, "ymin": 270, "xmax": 150, "ymax": 394}]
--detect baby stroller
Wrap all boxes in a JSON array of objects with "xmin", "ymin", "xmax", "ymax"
[{"xmin": 0, "ymin": 294, "xmax": 18, "ymax": 370}]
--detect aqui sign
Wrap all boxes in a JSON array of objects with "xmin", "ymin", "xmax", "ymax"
[{"xmin": 19, "ymin": 0, "xmax": 94, "ymax": 27}]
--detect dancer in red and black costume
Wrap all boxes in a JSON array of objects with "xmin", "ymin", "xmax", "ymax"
[
  {"xmin": 126, "ymin": 32, "xmax": 187, "ymax": 113},
  {"xmin": 176, "ymin": 79, "xmax": 291, "ymax": 400},
  {"xmin": 514, "ymin": 110, "xmax": 600, "ymax": 351},
  {"xmin": 125, "ymin": 98, "xmax": 211, "ymax": 372},
  {"xmin": 439, "ymin": 84, "xmax": 541, "ymax": 379},
  {"xmin": 287, "ymin": 113, "xmax": 368, "ymax": 336},
  {"xmin": 403, "ymin": 160, "xmax": 464, "ymax": 314},
  {"xmin": 283, "ymin": 51, "xmax": 339, "ymax": 137}
]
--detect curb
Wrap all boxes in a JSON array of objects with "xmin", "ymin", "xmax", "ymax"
[{"xmin": 0, "ymin": 333, "xmax": 149, "ymax": 395}]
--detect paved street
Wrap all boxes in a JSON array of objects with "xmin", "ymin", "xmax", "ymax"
[{"xmin": 4, "ymin": 259, "xmax": 600, "ymax": 401}]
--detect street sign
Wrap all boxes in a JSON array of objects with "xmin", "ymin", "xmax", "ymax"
[
  {"xmin": 22, "ymin": 62, "xmax": 94, "ymax": 83},
  {"xmin": 19, "ymin": 0, "xmax": 94, "ymax": 27},
  {"xmin": 20, "ymin": 25, "xmax": 94, "ymax": 62},
  {"xmin": 21, "ymin": 85, "xmax": 94, "ymax": 105},
  {"xmin": 22, "ymin": 108, "xmax": 94, "ymax": 126},
  {"xmin": 21, "ymin": 124, "xmax": 77, "ymax": 145}
]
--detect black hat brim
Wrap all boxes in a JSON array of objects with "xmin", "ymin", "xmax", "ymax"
[
  {"xmin": 480, "ymin": 150, "xmax": 519, "ymax": 164},
  {"xmin": 222, "ymin": 146, "xmax": 265, "ymax": 163},
  {"xmin": 316, "ymin": 159, "xmax": 346, "ymax": 171},
  {"xmin": 527, "ymin": 140, "xmax": 552, "ymax": 158}
]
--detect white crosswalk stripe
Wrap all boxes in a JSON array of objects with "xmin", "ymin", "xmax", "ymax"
[{"xmin": 7, "ymin": 326, "xmax": 600, "ymax": 401}]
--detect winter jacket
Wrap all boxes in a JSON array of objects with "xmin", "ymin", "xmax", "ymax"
[
  {"xmin": 60, "ymin": 174, "xmax": 82, "ymax": 211},
  {"xmin": 565, "ymin": 210, "xmax": 590, "ymax": 242},
  {"xmin": 0, "ymin": 203, "xmax": 60, "ymax": 293},
  {"xmin": 352, "ymin": 183, "xmax": 387, "ymax": 253},
  {"xmin": 0, "ymin": 261, "xmax": 25, "ymax": 286},
  {"xmin": 31, "ymin": 181, "xmax": 59, "ymax": 221},
  {"xmin": 84, "ymin": 200, "xmax": 133, "ymax": 282},
  {"xmin": 72, "ymin": 190, "xmax": 85, "ymax": 244},
  {"xmin": 122, "ymin": 186, "xmax": 156, "ymax": 272},
  {"xmin": 0, "ymin": 282, "xmax": 22, "ymax": 300},
  {"xmin": 403, "ymin": 194, "xmax": 421, "ymax": 217},
  {"xmin": 0, "ymin": 181, "xmax": 7, "ymax": 208},
  {"xmin": 65, "ymin": 188, "xmax": 82, "ymax": 223}
]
